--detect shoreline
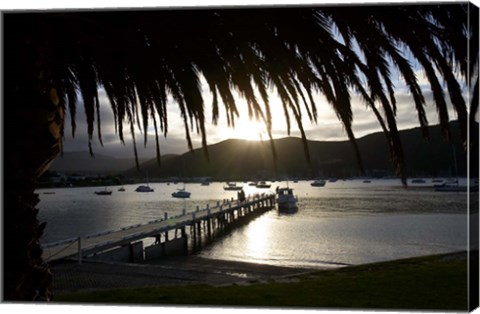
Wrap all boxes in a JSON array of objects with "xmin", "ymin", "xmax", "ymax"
[
  {"xmin": 51, "ymin": 255, "xmax": 318, "ymax": 294},
  {"xmin": 51, "ymin": 250, "xmax": 469, "ymax": 295}
]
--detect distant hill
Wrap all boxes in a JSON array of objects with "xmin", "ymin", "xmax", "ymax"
[
  {"xmin": 49, "ymin": 151, "xmax": 151, "ymax": 174},
  {"xmin": 123, "ymin": 121, "xmax": 478, "ymax": 180}
]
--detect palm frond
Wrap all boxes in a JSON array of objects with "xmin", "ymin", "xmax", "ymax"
[{"xmin": 5, "ymin": 4, "xmax": 475, "ymax": 184}]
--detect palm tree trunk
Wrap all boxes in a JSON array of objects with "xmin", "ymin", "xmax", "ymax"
[{"xmin": 4, "ymin": 83, "xmax": 64, "ymax": 300}]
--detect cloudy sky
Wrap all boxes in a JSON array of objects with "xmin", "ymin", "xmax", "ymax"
[{"xmin": 62, "ymin": 67, "xmax": 469, "ymax": 160}]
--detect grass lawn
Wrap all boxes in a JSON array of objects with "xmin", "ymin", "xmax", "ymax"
[{"xmin": 55, "ymin": 253, "xmax": 469, "ymax": 311}]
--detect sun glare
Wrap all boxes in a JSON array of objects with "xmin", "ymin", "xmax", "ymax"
[
  {"xmin": 193, "ymin": 74, "xmax": 338, "ymax": 144},
  {"xmin": 222, "ymin": 116, "xmax": 270, "ymax": 141}
]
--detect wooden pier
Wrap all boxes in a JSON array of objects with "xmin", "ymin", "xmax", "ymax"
[{"xmin": 41, "ymin": 193, "xmax": 276, "ymax": 264}]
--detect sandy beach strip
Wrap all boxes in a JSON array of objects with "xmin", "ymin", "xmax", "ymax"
[{"xmin": 51, "ymin": 255, "xmax": 317, "ymax": 294}]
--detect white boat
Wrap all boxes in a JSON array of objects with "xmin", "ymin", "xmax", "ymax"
[
  {"xmin": 276, "ymin": 187, "xmax": 298, "ymax": 212},
  {"xmin": 135, "ymin": 185, "xmax": 154, "ymax": 192},
  {"xmin": 172, "ymin": 188, "xmax": 191, "ymax": 198},
  {"xmin": 311, "ymin": 179, "xmax": 326, "ymax": 187},
  {"xmin": 223, "ymin": 182, "xmax": 243, "ymax": 191},
  {"xmin": 434, "ymin": 180, "xmax": 478, "ymax": 192},
  {"xmin": 256, "ymin": 181, "xmax": 271, "ymax": 188},
  {"xmin": 411, "ymin": 179, "xmax": 426, "ymax": 184},
  {"xmin": 433, "ymin": 177, "xmax": 480, "ymax": 192},
  {"xmin": 445, "ymin": 179, "xmax": 459, "ymax": 185},
  {"xmin": 435, "ymin": 146, "xmax": 464, "ymax": 192},
  {"xmin": 433, "ymin": 178, "xmax": 458, "ymax": 187},
  {"xmin": 95, "ymin": 188, "xmax": 112, "ymax": 195},
  {"xmin": 136, "ymin": 171, "xmax": 154, "ymax": 192}
]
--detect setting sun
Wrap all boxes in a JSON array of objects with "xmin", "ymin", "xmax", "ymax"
[{"xmin": 222, "ymin": 117, "xmax": 269, "ymax": 141}]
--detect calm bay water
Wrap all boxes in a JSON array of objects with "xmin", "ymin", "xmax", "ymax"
[{"xmin": 37, "ymin": 179, "xmax": 474, "ymax": 269}]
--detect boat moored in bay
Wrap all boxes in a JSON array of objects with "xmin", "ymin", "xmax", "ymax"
[
  {"xmin": 256, "ymin": 181, "xmax": 271, "ymax": 188},
  {"xmin": 172, "ymin": 188, "xmax": 191, "ymax": 198},
  {"xmin": 311, "ymin": 179, "xmax": 326, "ymax": 187},
  {"xmin": 223, "ymin": 182, "xmax": 243, "ymax": 191},
  {"xmin": 95, "ymin": 188, "xmax": 112, "ymax": 195},
  {"xmin": 135, "ymin": 185, "xmax": 154, "ymax": 192},
  {"xmin": 411, "ymin": 179, "xmax": 426, "ymax": 184},
  {"xmin": 276, "ymin": 186, "xmax": 298, "ymax": 212}
]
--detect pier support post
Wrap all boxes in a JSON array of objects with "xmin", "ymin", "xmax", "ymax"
[
  {"xmin": 77, "ymin": 237, "xmax": 82, "ymax": 264},
  {"xmin": 207, "ymin": 218, "xmax": 212, "ymax": 240},
  {"xmin": 192, "ymin": 224, "xmax": 197, "ymax": 252},
  {"xmin": 197, "ymin": 221, "xmax": 202, "ymax": 248},
  {"xmin": 180, "ymin": 227, "xmax": 188, "ymax": 252},
  {"xmin": 219, "ymin": 216, "xmax": 223, "ymax": 231}
]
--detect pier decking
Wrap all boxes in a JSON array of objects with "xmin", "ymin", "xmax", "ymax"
[{"xmin": 42, "ymin": 193, "xmax": 276, "ymax": 263}]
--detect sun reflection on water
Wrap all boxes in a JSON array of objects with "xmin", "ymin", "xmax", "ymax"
[{"xmin": 243, "ymin": 215, "xmax": 274, "ymax": 261}]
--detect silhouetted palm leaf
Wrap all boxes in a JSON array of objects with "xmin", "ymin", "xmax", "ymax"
[{"xmin": 5, "ymin": 4, "xmax": 477, "ymax": 181}]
